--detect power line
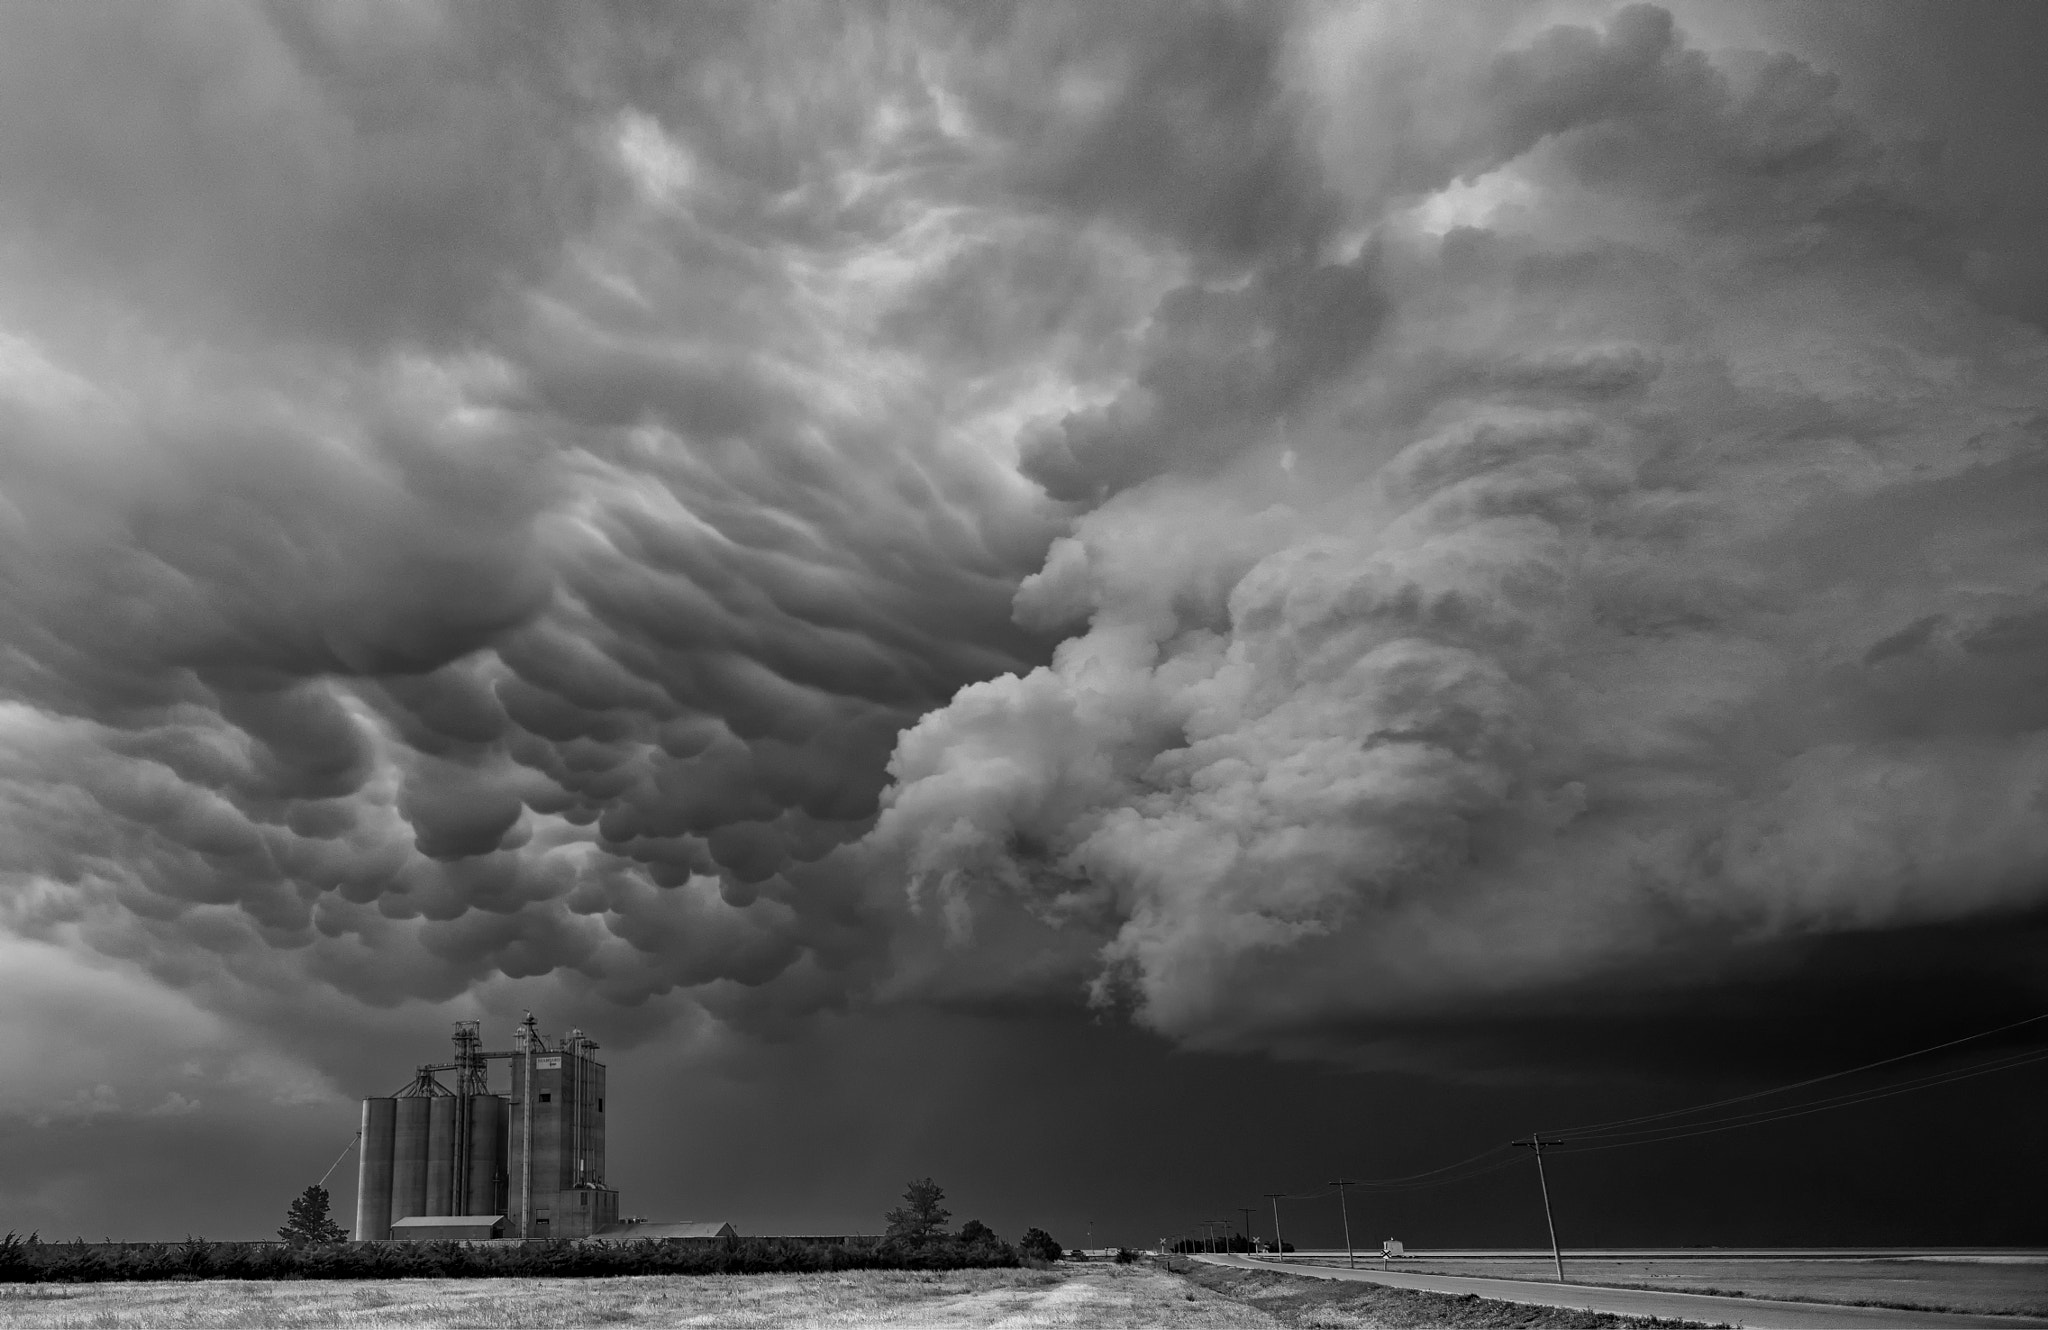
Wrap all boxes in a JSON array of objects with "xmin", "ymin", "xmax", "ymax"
[
  {"xmin": 1344, "ymin": 1153, "xmax": 1527, "ymax": 1193},
  {"xmin": 1341, "ymin": 1144, "xmax": 1521, "ymax": 1188},
  {"xmin": 1551, "ymin": 1048, "xmax": 2048, "ymax": 1155},
  {"xmin": 1321, "ymin": 1011, "xmax": 2048, "ymax": 1190},
  {"xmin": 1245, "ymin": 1009, "xmax": 2048, "ymax": 1240},
  {"xmin": 1553, "ymin": 1046, "xmax": 2048, "ymax": 1148},
  {"xmin": 1540, "ymin": 1011, "xmax": 2048, "ymax": 1141}
]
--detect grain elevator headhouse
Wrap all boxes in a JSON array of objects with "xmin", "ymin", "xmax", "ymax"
[{"xmin": 355, "ymin": 1014, "xmax": 618, "ymax": 1241}]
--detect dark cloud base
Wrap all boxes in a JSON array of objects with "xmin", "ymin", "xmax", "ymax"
[{"xmin": 1293, "ymin": 904, "xmax": 2048, "ymax": 1079}]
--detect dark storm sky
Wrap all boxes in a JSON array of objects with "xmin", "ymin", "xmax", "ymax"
[{"xmin": 1, "ymin": 1, "xmax": 2045, "ymax": 1248}]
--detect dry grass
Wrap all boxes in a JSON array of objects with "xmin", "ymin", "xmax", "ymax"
[
  {"xmin": 0, "ymin": 1265, "xmax": 1274, "ymax": 1329},
  {"xmin": 1173, "ymin": 1262, "xmax": 1707, "ymax": 1329}
]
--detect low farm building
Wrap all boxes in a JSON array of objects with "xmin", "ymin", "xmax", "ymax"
[
  {"xmin": 592, "ymin": 1220, "xmax": 737, "ymax": 1247},
  {"xmin": 389, "ymin": 1216, "xmax": 506, "ymax": 1241}
]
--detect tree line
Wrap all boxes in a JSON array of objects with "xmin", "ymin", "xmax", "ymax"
[{"xmin": 0, "ymin": 1177, "xmax": 1070, "ymax": 1283}]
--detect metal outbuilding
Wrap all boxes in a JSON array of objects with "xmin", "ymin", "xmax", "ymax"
[
  {"xmin": 593, "ymin": 1220, "xmax": 738, "ymax": 1247},
  {"xmin": 389, "ymin": 1215, "xmax": 507, "ymax": 1241}
]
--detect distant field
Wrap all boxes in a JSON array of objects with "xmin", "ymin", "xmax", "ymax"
[
  {"xmin": 6, "ymin": 1267, "xmax": 1211, "ymax": 1329},
  {"xmin": 1287, "ymin": 1254, "xmax": 2048, "ymax": 1319},
  {"xmin": 0, "ymin": 1262, "xmax": 1707, "ymax": 1328}
]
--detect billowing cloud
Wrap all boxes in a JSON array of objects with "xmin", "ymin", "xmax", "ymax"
[
  {"xmin": 876, "ymin": 4, "xmax": 2048, "ymax": 1054},
  {"xmin": 0, "ymin": 0, "xmax": 2043, "ymax": 1101},
  {"xmin": 0, "ymin": 1, "xmax": 1150, "ymax": 1041}
]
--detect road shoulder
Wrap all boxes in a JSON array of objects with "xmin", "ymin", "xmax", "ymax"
[{"xmin": 1197, "ymin": 1254, "xmax": 2048, "ymax": 1330}]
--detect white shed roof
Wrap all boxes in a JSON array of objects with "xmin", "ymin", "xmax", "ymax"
[
  {"xmin": 595, "ymin": 1220, "xmax": 736, "ymax": 1240},
  {"xmin": 391, "ymin": 1215, "xmax": 505, "ymax": 1229}
]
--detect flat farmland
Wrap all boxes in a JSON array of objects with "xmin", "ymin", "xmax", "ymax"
[
  {"xmin": 0, "ymin": 1262, "xmax": 1712, "ymax": 1329},
  {"xmin": 1284, "ymin": 1252, "xmax": 2048, "ymax": 1319},
  {"xmin": 0, "ymin": 1267, "xmax": 1246, "ymax": 1329},
  {"xmin": 0, "ymin": 1267, "xmax": 1237, "ymax": 1330}
]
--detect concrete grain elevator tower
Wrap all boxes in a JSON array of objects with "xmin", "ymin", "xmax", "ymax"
[{"xmin": 355, "ymin": 1015, "xmax": 618, "ymax": 1240}]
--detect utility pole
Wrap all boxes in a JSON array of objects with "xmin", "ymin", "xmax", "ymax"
[
  {"xmin": 1237, "ymin": 1206, "xmax": 1256, "ymax": 1254},
  {"xmin": 1327, "ymin": 1179, "xmax": 1358, "ymax": 1268},
  {"xmin": 1263, "ymin": 1193, "xmax": 1286, "ymax": 1257},
  {"xmin": 1511, "ymin": 1137, "xmax": 1566, "ymax": 1283}
]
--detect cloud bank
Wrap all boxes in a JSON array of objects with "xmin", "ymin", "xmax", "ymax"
[
  {"xmin": 0, "ymin": 1, "xmax": 2042, "ymax": 1090},
  {"xmin": 875, "ymin": 3, "xmax": 2048, "ymax": 1053}
]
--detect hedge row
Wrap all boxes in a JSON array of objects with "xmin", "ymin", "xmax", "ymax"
[{"xmin": 0, "ymin": 1231, "xmax": 1021, "ymax": 1283}]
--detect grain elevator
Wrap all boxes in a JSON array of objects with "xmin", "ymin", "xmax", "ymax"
[{"xmin": 354, "ymin": 1014, "xmax": 619, "ymax": 1241}]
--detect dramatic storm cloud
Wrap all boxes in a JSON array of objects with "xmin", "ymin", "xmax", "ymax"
[
  {"xmin": 0, "ymin": 2, "xmax": 1109, "ymax": 1043},
  {"xmin": 1, "ymin": 0, "xmax": 2045, "ymax": 1242},
  {"xmin": 876, "ymin": 3, "xmax": 2048, "ymax": 1054}
]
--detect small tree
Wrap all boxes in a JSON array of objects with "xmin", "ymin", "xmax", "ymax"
[
  {"xmin": 958, "ymin": 1218, "xmax": 997, "ymax": 1247},
  {"xmin": 277, "ymin": 1184, "xmax": 347, "ymax": 1246},
  {"xmin": 884, "ymin": 1177, "xmax": 951, "ymax": 1245},
  {"xmin": 1018, "ymin": 1227, "xmax": 1063, "ymax": 1261}
]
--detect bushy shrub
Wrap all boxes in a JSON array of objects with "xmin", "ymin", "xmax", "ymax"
[{"xmin": 0, "ymin": 1232, "xmax": 1018, "ymax": 1284}]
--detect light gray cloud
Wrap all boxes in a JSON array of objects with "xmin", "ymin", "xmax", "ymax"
[{"xmin": 875, "ymin": 4, "xmax": 2048, "ymax": 1055}]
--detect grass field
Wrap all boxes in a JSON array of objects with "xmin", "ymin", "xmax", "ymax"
[
  {"xmin": 1292, "ymin": 1254, "xmax": 2048, "ymax": 1319},
  {"xmin": 0, "ymin": 1261, "xmax": 1707, "ymax": 1328},
  {"xmin": 1174, "ymin": 1262, "xmax": 1706, "ymax": 1328}
]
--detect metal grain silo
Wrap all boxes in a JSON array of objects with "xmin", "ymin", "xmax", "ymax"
[
  {"xmin": 464, "ymin": 1094, "xmax": 507, "ymax": 1216},
  {"xmin": 390, "ymin": 1095, "xmax": 431, "ymax": 1223},
  {"xmin": 355, "ymin": 1097, "xmax": 395, "ymax": 1242},
  {"xmin": 425, "ymin": 1095, "xmax": 457, "ymax": 1216}
]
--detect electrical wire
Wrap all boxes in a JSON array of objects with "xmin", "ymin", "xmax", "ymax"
[
  {"xmin": 1553, "ymin": 1046, "xmax": 2048, "ymax": 1146},
  {"xmin": 1345, "ymin": 1144, "xmax": 1521, "ymax": 1187},
  {"xmin": 1346, "ymin": 1154, "xmax": 1528, "ymax": 1193},
  {"xmin": 1539, "ymin": 1011, "xmax": 2048, "ymax": 1140},
  {"xmin": 1245, "ymin": 1010, "xmax": 2048, "ymax": 1216},
  {"xmin": 1269, "ymin": 1149, "xmax": 1524, "ymax": 1204},
  {"xmin": 1548, "ymin": 1048, "xmax": 2048, "ymax": 1155}
]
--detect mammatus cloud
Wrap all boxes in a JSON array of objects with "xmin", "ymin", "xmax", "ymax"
[
  {"xmin": 0, "ymin": 1, "xmax": 1145, "ymax": 1055},
  {"xmin": 876, "ymin": 5, "xmax": 2048, "ymax": 1053},
  {"xmin": 0, "ymin": 0, "xmax": 2043, "ymax": 1111}
]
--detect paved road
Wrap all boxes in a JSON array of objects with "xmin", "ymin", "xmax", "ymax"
[
  {"xmin": 1289, "ymin": 1249, "xmax": 2048, "ymax": 1264},
  {"xmin": 1197, "ymin": 1253, "xmax": 2048, "ymax": 1329}
]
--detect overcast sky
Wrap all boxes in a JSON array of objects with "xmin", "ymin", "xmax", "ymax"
[{"xmin": 2, "ymin": 0, "xmax": 2044, "ymax": 1248}]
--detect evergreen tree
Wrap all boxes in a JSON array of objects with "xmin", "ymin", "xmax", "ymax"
[
  {"xmin": 277, "ymin": 1184, "xmax": 347, "ymax": 1245},
  {"xmin": 1018, "ymin": 1227, "xmax": 1063, "ymax": 1261},
  {"xmin": 883, "ymin": 1177, "xmax": 950, "ymax": 1244}
]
